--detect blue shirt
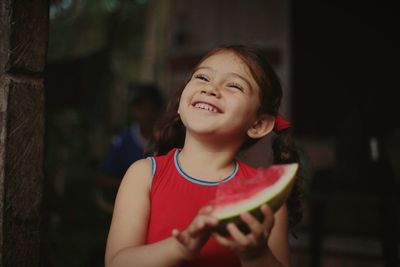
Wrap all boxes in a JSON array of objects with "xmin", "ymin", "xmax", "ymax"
[{"xmin": 100, "ymin": 124, "xmax": 146, "ymax": 179}]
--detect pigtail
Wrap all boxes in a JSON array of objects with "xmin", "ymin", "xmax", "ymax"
[
  {"xmin": 144, "ymin": 89, "xmax": 185, "ymax": 157},
  {"xmin": 272, "ymin": 129, "xmax": 303, "ymax": 231}
]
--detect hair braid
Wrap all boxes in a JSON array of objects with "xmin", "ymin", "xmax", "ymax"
[{"xmin": 272, "ymin": 129, "xmax": 303, "ymax": 230}]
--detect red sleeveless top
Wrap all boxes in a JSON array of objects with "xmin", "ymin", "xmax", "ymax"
[{"xmin": 146, "ymin": 148, "xmax": 259, "ymax": 267}]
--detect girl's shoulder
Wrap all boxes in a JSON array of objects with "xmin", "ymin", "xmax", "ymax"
[
  {"xmin": 119, "ymin": 158, "xmax": 153, "ymax": 191},
  {"xmin": 128, "ymin": 157, "xmax": 152, "ymax": 172},
  {"xmin": 146, "ymin": 148, "xmax": 178, "ymax": 173},
  {"xmin": 148, "ymin": 148, "xmax": 178, "ymax": 161},
  {"xmin": 118, "ymin": 148, "xmax": 178, "ymax": 190}
]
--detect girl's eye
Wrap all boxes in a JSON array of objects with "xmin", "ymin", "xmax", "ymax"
[
  {"xmin": 193, "ymin": 74, "xmax": 209, "ymax": 82},
  {"xmin": 227, "ymin": 82, "xmax": 244, "ymax": 91}
]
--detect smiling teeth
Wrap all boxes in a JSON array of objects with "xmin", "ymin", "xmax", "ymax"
[{"xmin": 194, "ymin": 103, "xmax": 217, "ymax": 112}]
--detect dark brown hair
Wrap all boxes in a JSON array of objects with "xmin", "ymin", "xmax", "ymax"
[{"xmin": 145, "ymin": 45, "xmax": 303, "ymax": 230}]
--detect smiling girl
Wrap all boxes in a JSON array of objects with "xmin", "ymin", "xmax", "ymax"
[{"xmin": 105, "ymin": 45, "xmax": 302, "ymax": 267}]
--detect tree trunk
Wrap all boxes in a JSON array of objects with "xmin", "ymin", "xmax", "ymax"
[{"xmin": 0, "ymin": 0, "xmax": 48, "ymax": 266}]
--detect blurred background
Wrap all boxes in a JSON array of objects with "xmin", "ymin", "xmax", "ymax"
[{"xmin": 42, "ymin": 0, "xmax": 399, "ymax": 266}]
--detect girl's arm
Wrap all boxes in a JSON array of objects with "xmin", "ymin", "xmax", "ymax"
[
  {"xmin": 215, "ymin": 205, "xmax": 290, "ymax": 267},
  {"xmin": 104, "ymin": 159, "xmax": 183, "ymax": 267},
  {"xmin": 104, "ymin": 159, "xmax": 219, "ymax": 267}
]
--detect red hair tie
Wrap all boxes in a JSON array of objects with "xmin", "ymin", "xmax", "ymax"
[{"xmin": 274, "ymin": 114, "xmax": 291, "ymax": 132}]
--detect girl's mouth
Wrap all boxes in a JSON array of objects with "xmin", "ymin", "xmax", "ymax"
[{"xmin": 192, "ymin": 101, "xmax": 221, "ymax": 113}]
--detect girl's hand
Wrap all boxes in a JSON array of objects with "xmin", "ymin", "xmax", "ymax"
[
  {"xmin": 172, "ymin": 205, "xmax": 219, "ymax": 260},
  {"xmin": 213, "ymin": 204, "xmax": 275, "ymax": 260}
]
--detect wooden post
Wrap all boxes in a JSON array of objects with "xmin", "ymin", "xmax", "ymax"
[{"xmin": 0, "ymin": 0, "xmax": 48, "ymax": 266}]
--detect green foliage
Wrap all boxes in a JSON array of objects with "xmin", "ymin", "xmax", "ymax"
[{"xmin": 48, "ymin": 0, "xmax": 148, "ymax": 75}]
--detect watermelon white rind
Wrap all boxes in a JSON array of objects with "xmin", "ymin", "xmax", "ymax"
[{"xmin": 211, "ymin": 163, "xmax": 299, "ymax": 236}]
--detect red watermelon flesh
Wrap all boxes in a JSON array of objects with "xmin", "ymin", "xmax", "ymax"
[
  {"xmin": 212, "ymin": 167, "xmax": 283, "ymax": 207},
  {"xmin": 210, "ymin": 163, "xmax": 298, "ymax": 235}
]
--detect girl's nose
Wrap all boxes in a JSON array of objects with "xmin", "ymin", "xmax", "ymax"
[{"xmin": 201, "ymin": 84, "xmax": 221, "ymax": 97}]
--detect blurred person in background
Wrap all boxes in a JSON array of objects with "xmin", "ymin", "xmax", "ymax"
[{"xmin": 95, "ymin": 84, "xmax": 164, "ymax": 213}]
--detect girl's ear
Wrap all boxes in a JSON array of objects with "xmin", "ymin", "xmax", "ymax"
[{"xmin": 247, "ymin": 114, "xmax": 275, "ymax": 139}]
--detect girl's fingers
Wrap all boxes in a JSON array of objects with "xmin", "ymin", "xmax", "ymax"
[
  {"xmin": 205, "ymin": 216, "xmax": 219, "ymax": 226},
  {"xmin": 188, "ymin": 220, "xmax": 205, "ymax": 236},
  {"xmin": 239, "ymin": 205, "xmax": 274, "ymax": 237},
  {"xmin": 172, "ymin": 229, "xmax": 188, "ymax": 245},
  {"xmin": 193, "ymin": 206, "xmax": 218, "ymax": 233},
  {"xmin": 174, "ymin": 206, "xmax": 219, "ymax": 244},
  {"xmin": 228, "ymin": 205, "xmax": 274, "ymax": 245},
  {"xmin": 198, "ymin": 205, "xmax": 213, "ymax": 215},
  {"xmin": 188, "ymin": 215, "xmax": 218, "ymax": 237},
  {"xmin": 227, "ymin": 223, "xmax": 257, "ymax": 246},
  {"xmin": 214, "ymin": 206, "xmax": 277, "ymax": 255},
  {"xmin": 239, "ymin": 212, "xmax": 263, "ymax": 236},
  {"xmin": 213, "ymin": 233, "xmax": 236, "ymax": 248},
  {"xmin": 260, "ymin": 204, "xmax": 275, "ymax": 230}
]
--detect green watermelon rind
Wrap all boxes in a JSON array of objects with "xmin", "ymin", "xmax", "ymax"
[{"xmin": 211, "ymin": 163, "xmax": 298, "ymax": 236}]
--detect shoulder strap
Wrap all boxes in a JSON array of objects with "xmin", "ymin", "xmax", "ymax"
[{"xmin": 146, "ymin": 157, "xmax": 156, "ymax": 184}]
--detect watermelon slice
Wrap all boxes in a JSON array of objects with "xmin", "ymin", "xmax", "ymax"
[{"xmin": 210, "ymin": 163, "xmax": 299, "ymax": 235}]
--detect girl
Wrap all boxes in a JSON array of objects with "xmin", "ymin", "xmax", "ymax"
[{"xmin": 105, "ymin": 45, "xmax": 302, "ymax": 267}]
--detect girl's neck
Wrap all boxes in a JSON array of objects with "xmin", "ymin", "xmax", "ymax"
[{"xmin": 178, "ymin": 134, "xmax": 241, "ymax": 182}]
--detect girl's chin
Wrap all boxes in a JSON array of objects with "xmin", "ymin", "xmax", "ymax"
[
  {"xmin": 186, "ymin": 128, "xmax": 243, "ymax": 141},
  {"xmin": 186, "ymin": 128, "xmax": 218, "ymax": 136}
]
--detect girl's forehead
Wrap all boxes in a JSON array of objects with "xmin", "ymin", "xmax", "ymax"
[
  {"xmin": 198, "ymin": 51, "xmax": 252, "ymax": 76},
  {"xmin": 200, "ymin": 51, "xmax": 244, "ymax": 65}
]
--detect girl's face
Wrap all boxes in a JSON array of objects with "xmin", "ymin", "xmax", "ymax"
[{"xmin": 178, "ymin": 51, "xmax": 265, "ymax": 144}]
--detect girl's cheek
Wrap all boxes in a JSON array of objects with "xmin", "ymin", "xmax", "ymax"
[{"xmin": 177, "ymin": 101, "xmax": 183, "ymax": 115}]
